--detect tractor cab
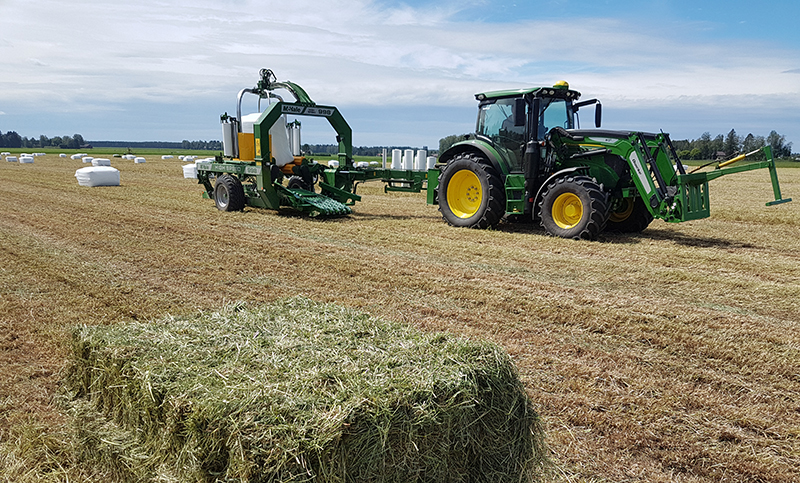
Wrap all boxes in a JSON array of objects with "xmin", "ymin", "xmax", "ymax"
[{"xmin": 472, "ymin": 82, "xmax": 600, "ymax": 174}]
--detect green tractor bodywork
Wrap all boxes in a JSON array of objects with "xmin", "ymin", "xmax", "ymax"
[
  {"xmin": 434, "ymin": 81, "xmax": 791, "ymax": 239},
  {"xmin": 196, "ymin": 69, "xmax": 430, "ymax": 217}
]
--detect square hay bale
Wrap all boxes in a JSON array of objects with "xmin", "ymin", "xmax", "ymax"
[
  {"xmin": 75, "ymin": 166, "xmax": 120, "ymax": 187},
  {"xmin": 62, "ymin": 298, "xmax": 546, "ymax": 482}
]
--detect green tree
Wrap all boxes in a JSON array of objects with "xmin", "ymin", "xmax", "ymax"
[
  {"xmin": 696, "ymin": 132, "xmax": 712, "ymax": 160},
  {"xmin": 766, "ymin": 130, "xmax": 792, "ymax": 158},
  {"xmin": 723, "ymin": 129, "xmax": 739, "ymax": 157},
  {"xmin": 711, "ymin": 134, "xmax": 724, "ymax": 158},
  {"xmin": 4, "ymin": 131, "xmax": 22, "ymax": 148},
  {"xmin": 741, "ymin": 133, "xmax": 757, "ymax": 153},
  {"xmin": 439, "ymin": 134, "xmax": 469, "ymax": 154}
]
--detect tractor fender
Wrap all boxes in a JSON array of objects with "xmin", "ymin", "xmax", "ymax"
[
  {"xmin": 532, "ymin": 166, "xmax": 591, "ymax": 218},
  {"xmin": 439, "ymin": 139, "xmax": 506, "ymax": 177}
]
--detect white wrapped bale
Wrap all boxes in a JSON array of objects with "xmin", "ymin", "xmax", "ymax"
[
  {"xmin": 134, "ymin": 157, "xmax": 146, "ymax": 164},
  {"xmin": 19, "ymin": 156, "xmax": 34, "ymax": 164},
  {"xmin": 60, "ymin": 153, "xmax": 68, "ymax": 158},
  {"xmin": 162, "ymin": 155, "xmax": 174, "ymax": 159},
  {"xmin": 82, "ymin": 157, "xmax": 94, "ymax": 164},
  {"xmin": 6, "ymin": 156, "xmax": 18, "ymax": 162},
  {"xmin": 182, "ymin": 163, "xmax": 198, "ymax": 179},
  {"xmin": 71, "ymin": 154, "xmax": 82, "ymax": 160},
  {"xmin": 92, "ymin": 158, "xmax": 111, "ymax": 166},
  {"xmin": 75, "ymin": 166, "xmax": 120, "ymax": 187}
]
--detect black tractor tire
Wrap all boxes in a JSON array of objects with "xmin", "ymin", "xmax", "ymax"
[
  {"xmin": 214, "ymin": 174, "xmax": 245, "ymax": 212},
  {"xmin": 437, "ymin": 153, "xmax": 504, "ymax": 229},
  {"xmin": 606, "ymin": 196, "xmax": 654, "ymax": 233},
  {"xmin": 287, "ymin": 175, "xmax": 314, "ymax": 192},
  {"xmin": 538, "ymin": 175, "xmax": 608, "ymax": 240}
]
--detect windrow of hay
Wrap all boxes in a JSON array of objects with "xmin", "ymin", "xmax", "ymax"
[{"xmin": 61, "ymin": 297, "xmax": 546, "ymax": 482}]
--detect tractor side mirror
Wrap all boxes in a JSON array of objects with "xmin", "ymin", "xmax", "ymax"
[
  {"xmin": 514, "ymin": 98, "xmax": 526, "ymax": 127},
  {"xmin": 595, "ymin": 102, "xmax": 602, "ymax": 128}
]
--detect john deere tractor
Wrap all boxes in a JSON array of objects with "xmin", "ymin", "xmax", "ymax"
[{"xmin": 433, "ymin": 81, "xmax": 790, "ymax": 240}]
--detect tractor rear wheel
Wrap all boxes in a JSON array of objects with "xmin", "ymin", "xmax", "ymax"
[
  {"xmin": 437, "ymin": 153, "xmax": 504, "ymax": 229},
  {"xmin": 214, "ymin": 174, "xmax": 245, "ymax": 212},
  {"xmin": 287, "ymin": 175, "xmax": 314, "ymax": 192},
  {"xmin": 538, "ymin": 175, "xmax": 608, "ymax": 240},
  {"xmin": 606, "ymin": 196, "xmax": 653, "ymax": 233}
]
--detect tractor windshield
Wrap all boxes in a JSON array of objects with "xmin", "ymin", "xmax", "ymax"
[
  {"xmin": 476, "ymin": 98, "xmax": 527, "ymax": 171},
  {"xmin": 537, "ymin": 98, "xmax": 573, "ymax": 139}
]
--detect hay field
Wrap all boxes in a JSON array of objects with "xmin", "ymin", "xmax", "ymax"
[{"xmin": 1, "ymin": 155, "xmax": 799, "ymax": 482}]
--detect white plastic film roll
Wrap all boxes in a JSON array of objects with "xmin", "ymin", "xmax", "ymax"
[
  {"xmin": 391, "ymin": 149, "xmax": 402, "ymax": 170},
  {"xmin": 415, "ymin": 149, "xmax": 427, "ymax": 171},
  {"xmin": 403, "ymin": 149, "xmax": 414, "ymax": 170}
]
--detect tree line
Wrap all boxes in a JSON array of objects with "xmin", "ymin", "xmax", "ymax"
[
  {"xmin": 92, "ymin": 140, "xmax": 222, "ymax": 150},
  {"xmin": 0, "ymin": 131, "xmax": 222, "ymax": 151},
  {"xmin": 0, "ymin": 132, "xmax": 88, "ymax": 149},
  {"xmin": 671, "ymin": 129, "xmax": 793, "ymax": 160},
  {"xmin": 439, "ymin": 129, "xmax": 796, "ymax": 160}
]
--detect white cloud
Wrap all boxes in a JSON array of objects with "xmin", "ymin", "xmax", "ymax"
[{"xmin": 0, "ymin": 0, "xmax": 798, "ymax": 145}]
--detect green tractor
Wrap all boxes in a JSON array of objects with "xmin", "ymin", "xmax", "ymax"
[{"xmin": 433, "ymin": 81, "xmax": 791, "ymax": 240}]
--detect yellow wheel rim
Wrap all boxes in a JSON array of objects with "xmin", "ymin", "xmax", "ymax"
[
  {"xmin": 609, "ymin": 198, "xmax": 634, "ymax": 223},
  {"xmin": 552, "ymin": 192, "xmax": 584, "ymax": 229},
  {"xmin": 447, "ymin": 169, "xmax": 482, "ymax": 219}
]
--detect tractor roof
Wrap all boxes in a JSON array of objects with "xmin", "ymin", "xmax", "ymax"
[{"xmin": 475, "ymin": 81, "xmax": 581, "ymax": 102}]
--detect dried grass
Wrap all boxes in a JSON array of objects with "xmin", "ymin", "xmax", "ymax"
[
  {"xmin": 1, "ymin": 155, "xmax": 799, "ymax": 482},
  {"xmin": 61, "ymin": 297, "xmax": 546, "ymax": 482}
]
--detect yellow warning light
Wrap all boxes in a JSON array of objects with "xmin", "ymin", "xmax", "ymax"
[{"xmin": 554, "ymin": 80, "xmax": 569, "ymax": 89}]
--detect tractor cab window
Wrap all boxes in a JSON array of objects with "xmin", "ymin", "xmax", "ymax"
[
  {"xmin": 537, "ymin": 98, "xmax": 573, "ymax": 139},
  {"xmin": 476, "ymin": 98, "xmax": 527, "ymax": 171}
]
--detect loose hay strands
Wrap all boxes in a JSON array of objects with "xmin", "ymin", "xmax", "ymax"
[{"xmin": 62, "ymin": 297, "xmax": 547, "ymax": 482}]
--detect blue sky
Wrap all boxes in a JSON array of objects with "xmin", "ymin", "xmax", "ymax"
[{"xmin": 1, "ymin": 0, "xmax": 798, "ymax": 151}]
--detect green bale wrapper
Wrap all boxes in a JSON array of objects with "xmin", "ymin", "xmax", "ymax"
[{"xmin": 62, "ymin": 298, "xmax": 547, "ymax": 482}]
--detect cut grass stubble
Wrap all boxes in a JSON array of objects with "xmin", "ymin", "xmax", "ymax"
[{"xmin": 1, "ymin": 155, "xmax": 799, "ymax": 482}]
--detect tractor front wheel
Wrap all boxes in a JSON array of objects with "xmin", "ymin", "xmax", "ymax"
[
  {"xmin": 539, "ymin": 175, "xmax": 608, "ymax": 240},
  {"xmin": 606, "ymin": 196, "xmax": 653, "ymax": 233},
  {"xmin": 214, "ymin": 174, "xmax": 245, "ymax": 212},
  {"xmin": 437, "ymin": 153, "xmax": 504, "ymax": 229}
]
